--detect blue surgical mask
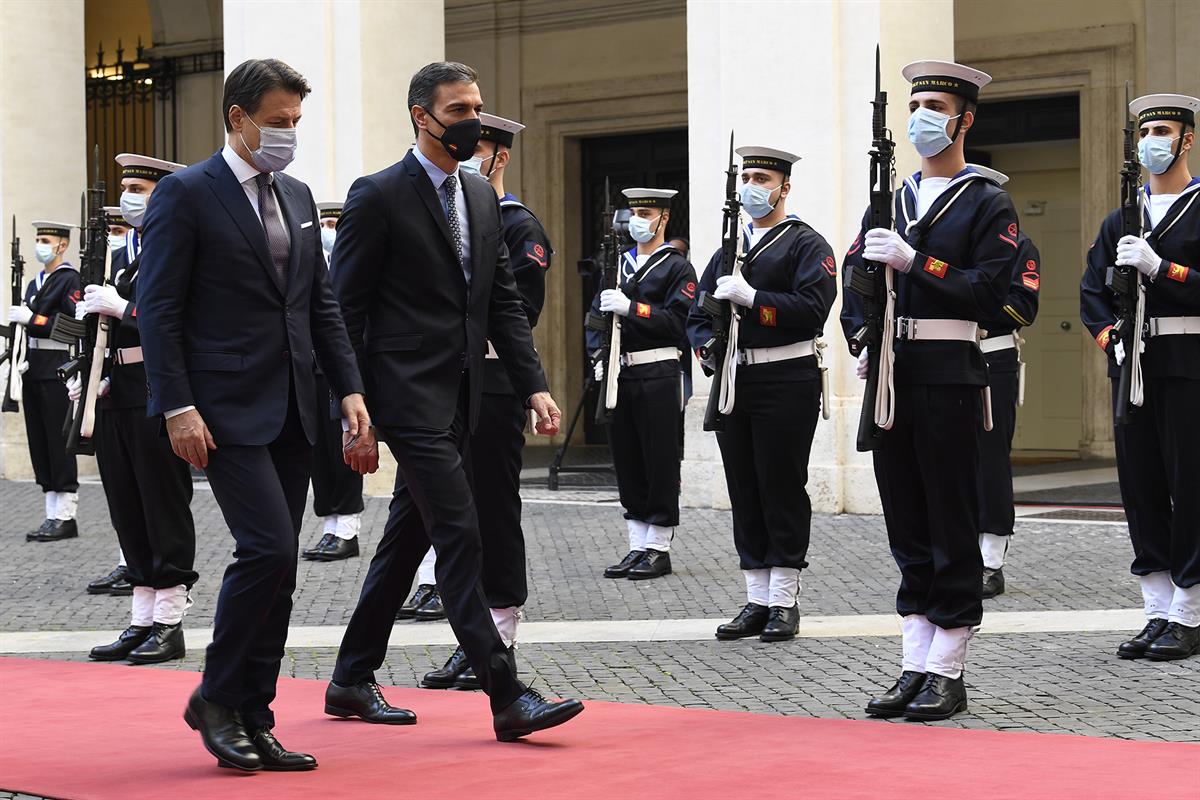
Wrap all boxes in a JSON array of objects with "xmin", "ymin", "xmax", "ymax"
[
  {"xmin": 460, "ymin": 157, "xmax": 483, "ymax": 176},
  {"xmin": 628, "ymin": 214, "xmax": 662, "ymax": 244},
  {"xmin": 240, "ymin": 112, "xmax": 298, "ymax": 173},
  {"xmin": 120, "ymin": 191, "xmax": 147, "ymax": 228},
  {"xmin": 907, "ymin": 107, "xmax": 962, "ymax": 158},
  {"xmin": 320, "ymin": 226, "xmax": 336, "ymax": 256},
  {"xmin": 34, "ymin": 242, "xmax": 57, "ymax": 264},
  {"xmin": 739, "ymin": 182, "xmax": 780, "ymax": 220},
  {"xmin": 108, "ymin": 234, "xmax": 126, "ymax": 251},
  {"xmin": 1138, "ymin": 135, "xmax": 1181, "ymax": 175}
]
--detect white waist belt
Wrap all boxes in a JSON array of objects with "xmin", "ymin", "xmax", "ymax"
[
  {"xmin": 485, "ymin": 340, "xmax": 499, "ymax": 360},
  {"xmin": 896, "ymin": 317, "xmax": 979, "ymax": 342},
  {"xmin": 1148, "ymin": 316, "xmax": 1200, "ymax": 336},
  {"xmin": 114, "ymin": 346, "xmax": 143, "ymax": 365},
  {"xmin": 738, "ymin": 339, "xmax": 815, "ymax": 366},
  {"xmin": 980, "ymin": 333, "xmax": 1017, "ymax": 354},
  {"xmin": 27, "ymin": 338, "xmax": 70, "ymax": 351},
  {"xmin": 621, "ymin": 347, "xmax": 680, "ymax": 367}
]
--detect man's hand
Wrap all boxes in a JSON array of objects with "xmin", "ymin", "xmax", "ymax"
[
  {"xmin": 528, "ymin": 391, "xmax": 562, "ymax": 436},
  {"xmin": 81, "ymin": 284, "xmax": 128, "ymax": 319},
  {"xmin": 713, "ymin": 273, "xmax": 757, "ymax": 308},
  {"xmin": 165, "ymin": 408, "xmax": 217, "ymax": 469},
  {"xmin": 593, "ymin": 358, "xmax": 604, "ymax": 383},
  {"xmin": 1116, "ymin": 235, "xmax": 1164, "ymax": 280},
  {"xmin": 66, "ymin": 374, "xmax": 82, "ymax": 402},
  {"xmin": 340, "ymin": 393, "xmax": 378, "ymax": 474},
  {"xmin": 863, "ymin": 228, "xmax": 915, "ymax": 273},
  {"xmin": 8, "ymin": 305, "xmax": 32, "ymax": 326},
  {"xmin": 599, "ymin": 289, "xmax": 632, "ymax": 317}
]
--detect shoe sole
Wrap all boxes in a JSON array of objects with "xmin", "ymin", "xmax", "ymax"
[
  {"xmin": 628, "ymin": 569, "xmax": 671, "ymax": 581},
  {"xmin": 1116, "ymin": 649, "xmax": 1146, "ymax": 659},
  {"xmin": 419, "ymin": 679, "xmax": 459, "ymax": 690},
  {"xmin": 903, "ymin": 701, "xmax": 968, "ymax": 721},
  {"xmin": 1144, "ymin": 648, "xmax": 1200, "ymax": 661},
  {"xmin": 86, "ymin": 586, "xmax": 115, "ymax": 595},
  {"xmin": 453, "ymin": 682, "xmax": 482, "ymax": 691},
  {"xmin": 32, "ymin": 535, "xmax": 79, "ymax": 542},
  {"xmin": 413, "ymin": 614, "xmax": 447, "ymax": 621},
  {"xmin": 128, "ymin": 650, "xmax": 186, "ymax": 664},
  {"xmin": 603, "ymin": 571, "xmax": 630, "ymax": 579},
  {"xmin": 220, "ymin": 760, "xmax": 317, "ymax": 771},
  {"xmin": 715, "ymin": 630, "xmax": 766, "ymax": 641},
  {"xmin": 495, "ymin": 703, "xmax": 585, "ymax": 742},
  {"xmin": 865, "ymin": 706, "xmax": 907, "ymax": 718},
  {"xmin": 309, "ymin": 553, "xmax": 358, "ymax": 562},
  {"xmin": 759, "ymin": 631, "xmax": 798, "ymax": 642},
  {"xmin": 89, "ymin": 651, "xmax": 139, "ymax": 662},
  {"xmin": 323, "ymin": 704, "xmax": 417, "ymax": 724},
  {"xmin": 183, "ymin": 708, "xmax": 262, "ymax": 771}
]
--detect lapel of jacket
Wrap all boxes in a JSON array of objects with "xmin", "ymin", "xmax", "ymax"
[
  {"xmin": 463, "ymin": 174, "xmax": 489, "ymax": 304},
  {"xmin": 204, "ymin": 152, "xmax": 285, "ymax": 296},
  {"xmin": 404, "ymin": 150, "xmax": 461, "ymax": 265},
  {"xmin": 272, "ymin": 174, "xmax": 305, "ymax": 296}
]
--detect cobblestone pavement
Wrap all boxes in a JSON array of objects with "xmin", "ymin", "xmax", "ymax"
[{"xmin": 2, "ymin": 476, "xmax": 1198, "ymax": 771}]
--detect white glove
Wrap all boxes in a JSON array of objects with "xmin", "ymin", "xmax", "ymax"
[
  {"xmin": 75, "ymin": 303, "xmax": 88, "ymax": 320},
  {"xmin": 713, "ymin": 273, "xmax": 757, "ymax": 308},
  {"xmin": 8, "ymin": 305, "xmax": 32, "ymax": 326},
  {"xmin": 599, "ymin": 289, "xmax": 632, "ymax": 317},
  {"xmin": 593, "ymin": 358, "xmax": 604, "ymax": 382},
  {"xmin": 1116, "ymin": 235, "xmax": 1164, "ymax": 280},
  {"xmin": 856, "ymin": 348, "xmax": 869, "ymax": 379},
  {"xmin": 81, "ymin": 284, "xmax": 128, "ymax": 319},
  {"xmin": 98, "ymin": 377, "xmax": 111, "ymax": 398},
  {"xmin": 1113, "ymin": 337, "xmax": 1145, "ymax": 366},
  {"xmin": 66, "ymin": 374, "xmax": 82, "ymax": 402},
  {"xmin": 862, "ymin": 228, "xmax": 915, "ymax": 273}
]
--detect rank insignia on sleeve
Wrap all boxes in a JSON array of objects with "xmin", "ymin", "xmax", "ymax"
[
  {"xmin": 1022, "ymin": 272, "xmax": 1040, "ymax": 291},
  {"xmin": 1026, "ymin": 259, "xmax": 1038, "ymax": 272},
  {"xmin": 1096, "ymin": 325, "xmax": 1113, "ymax": 351},
  {"xmin": 1167, "ymin": 263, "xmax": 1189, "ymax": 283},
  {"xmin": 847, "ymin": 235, "xmax": 862, "ymax": 256},
  {"xmin": 33, "ymin": 314, "xmax": 48, "ymax": 326},
  {"xmin": 524, "ymin": 241, "xmax": 548, "ymax": 268},
  {"xmin": 821, "ymin": 255, "xmax": 837, "ymax": 276},
  {"xmin": 636, "ymin": 302, "xmax": 651, "ymax": 318},
  {"xmin": 1008, "ymin": 223, "xmax": 1018, "ymax": 238},
  {"xmin": 682, "ymin": 281, "xmax": 696, "ymax": 300},
  {"xmin": 923, "ymin": 257, "xmax": 948, "ymax": 278},
  {"xmin": 759, "ymin": 306, "xmax": 777, "ymax": 326},
  {"xmin": 71, "ymin": 290, "xmax": 82, "ymax": 302}
]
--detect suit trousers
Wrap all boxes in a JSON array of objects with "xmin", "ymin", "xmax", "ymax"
[
  {"xmin": 200, "ymin": 390, "xmax": 312, "ymax": 730},
  {"xmin": 977, "ymin": 369, "xmax": 1018, "ymax": 537},
  {"xmin": 310, "ymin": 372, "xmax": 365, "ymax": 518},
  {"xmin": 332, "ymin": 383, "xmax": 523, "ymax": 712},
  {"xmin": 95, "ymin": 405, "xmax": 197, "ymax": 589},
  {"xmin": 22, "ymin": 378, "xmax": 78, "ymax": 494}
]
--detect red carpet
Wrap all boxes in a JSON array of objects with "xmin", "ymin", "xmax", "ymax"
[{"xmin": 1, "ymin": 657, "xmax": 1195, "ymax": 799}]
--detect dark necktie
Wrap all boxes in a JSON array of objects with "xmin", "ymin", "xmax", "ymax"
[
  {"xmin": 443, "ymin": 174, "xmax": 464, "ymax": 273},
  {"xmin": 255, "ymin": 172, "xmax": 289, "ymax": 283}
]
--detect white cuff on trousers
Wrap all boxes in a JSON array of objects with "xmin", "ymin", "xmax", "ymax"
[
  {"xmin": 416, "ymin": 547, "xmax": 437, "ymax": 586},
  {"xmin": 335, "ymin": 512, "xmax": 361, "ymax": 540},
  {"xmin": 768, "ymin": 567, "xmax": 800, "ymax": 608},
  {"xmin": 131, "ymin": 586, "xmax": 155, "ymax": 627},
  {"xmin": 1141, "ymin": 571, "xmax": 1174, "ymax": 620},
  {"xmin": 979, "ymin": 532, "xmax": 1009, "ymax": 570},
  {"xmin": 925, "ymin": 625, "xmax": 975, "ymax": 679},
  {"xmin": 744, "ymin": 569, "xmax": 770, "ymax": 606},
  {"xmin": 645, "ymin": 524, "xmax": 673, "ymax": 552},
  {"xmin": 1168, "ymin": 583, "xmax": 1200, "ymax": 627},
  {"xmin": 154, "ymin": 584, "xmax": 191, "ymax": 625},
  {"xmin": 490, "ymin": 606, "xmax": 522, "ymax": 648},
  {"xmin": 627, "ymin": 519, "xmax": 648, "ymax": 551},
  {"xmin": 901, "ymin": 614, "xmax": 936, "ymax": 674}
]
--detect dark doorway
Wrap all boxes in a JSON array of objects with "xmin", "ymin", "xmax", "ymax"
[{"xmin": 578, "ymin": 129, "xmax": 689, "ymax": 444}]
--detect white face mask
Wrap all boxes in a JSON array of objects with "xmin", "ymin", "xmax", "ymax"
[
  {"xmin": 240, "ymin": 111, "xmax": 298, "ymax": 173},
  {"xmin": 108, "ymin": 234, "xmax": 126, "ymax": 251},
  {"xmin": 34, "ymin": 242, "xmax": 57, "ymax": 264},
  {"xmin": 1138, "ymin": 135, "xmax": 1182, "ymax": 175},
  {"xmin": 907, "ymin": 107, "xmax": 962, "ymax": 158},
  {"xmin": 320, "ymin": 226, "xmax": 336, "ymax": 256},
  {"xmin": 120, "ymin": 191, "xmax": 148, "ymax": 228},
  {"xmin": 628, "ymin": 214, "xmax": 663, "ymax": 244}
]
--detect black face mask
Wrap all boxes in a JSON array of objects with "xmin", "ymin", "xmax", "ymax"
[{"xmin": 424, "ymin": 108, "xmax": 482, "ymax": 162}]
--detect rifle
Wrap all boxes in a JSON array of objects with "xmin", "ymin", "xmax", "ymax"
[
  {"xmin": 1105, "ymin": 82, "xmax": 1143, "ymax": 426},
  {"xmin": 56, "ymin": 145, "xmax": 111, "ymax": 455},
  {"xmin": 2, "ymin": 216, "xmax": 26, "ymax": 412},
  {"xmin": 697, "ymin": 131, "xmax": 742, "ymax": 432},
  {"xmin": 584, "ymin": 177, "xmax": 622, "ymax": 425},
  {"xmin": 846, "ymin": 46, "xmax": 896, "ymax": 452}
]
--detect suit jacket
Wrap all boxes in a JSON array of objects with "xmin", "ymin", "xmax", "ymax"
[
  {"xmin": 137, "ymin": 150, "xmax": 364, "ymax": 446},
  {"xmin": 332, "ymin": 149, "xmax": 547, "ymax": 432}
]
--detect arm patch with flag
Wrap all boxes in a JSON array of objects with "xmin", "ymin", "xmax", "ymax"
[
  {"xmin": 923, "ymin": 256, "xmax": 948, "ymax": 278},
  {"xmin": 636, "ymin": 302, "xmax": 651, "ymax": 318},
  {"xmin": 759, "ymin": 306, "xmax": 777, "ymax": 326},
  {"xmin": 1167, "ymin": 263, "xmax": 1189, "ymax": 283},
  {"xmin": 1096, "ymin": 325, "xmax": 1113, "ymax": 351}
]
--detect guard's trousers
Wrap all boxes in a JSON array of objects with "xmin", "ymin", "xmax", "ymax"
[
  {"xmin": 977, "ymin": 368, "xmax": 1018, "ymax": 537},
  {"xmin": 22, "ymin": 378, "xmax": 78, "ymax": 493},
  {"xmin": 310, "ymin": 372, "xmax": 365, "ymax": 518},
  {"xmin": 608, "ymin": 375, "xmax": 680, "ymax": 527},
  {"xmin": 874, "ymin": 383, "xmax": 984, "ymax": 629}
]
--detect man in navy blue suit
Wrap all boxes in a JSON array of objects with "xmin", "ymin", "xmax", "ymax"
[{"xmin": 137, "ymin": 58, "xmax": 372, "ymax": 772}]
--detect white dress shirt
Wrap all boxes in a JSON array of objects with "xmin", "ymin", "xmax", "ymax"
[{"xmin": 413, "ymin": 145, "xmax": 471, "ymax": 283}]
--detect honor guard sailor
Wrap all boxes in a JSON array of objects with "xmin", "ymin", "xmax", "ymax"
[
  {"xmin": 301, "ymin": 200, "xmax": 365, "ymax": 563},
  {"xmin": 966, "ymin": 164, "xmax": 1041, "ymax": 599},
  {"xmin": 687, "ymin": 145, "xmax": 837, "ymax": 643},
  {"xmin": 74, "ymin": 153, "xmax": 198, "ymax": 664},
  {"xmin": 9, "ymin": 221, "xmax": 81, "ymax": 542},
  {"xmin": 841, "ymin": 60, "xmax": 1019, "ymax": 720},
  {"xmin": 105, "ymin": 207, "xmax": 132, "ymax": 252},
  {"xmin": 420, "ymin": 111, "xmax": 553, "ymax": 690},
  {"xmin": 588, "ymin": 187, "xmax": 696, "ymax": 582},
  {"xmin": 1080, "ymin": 92, "xmax": 1200, "ymax": 661}
]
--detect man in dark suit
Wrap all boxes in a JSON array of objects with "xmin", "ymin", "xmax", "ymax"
[
  {"xmin": 323, "ymin": 61, "xmax": 584, "ymax": 742},
  {"xmin": 137, "ymin": 58, "xmax": 373, "ymax": 772}
]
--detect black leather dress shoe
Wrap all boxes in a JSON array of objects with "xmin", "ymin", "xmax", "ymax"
[
  {"xmin": 127, "ymin": 622, "xmax": 185, "ymax": 664},
  {"xmin": 183, "ymin": 686, "xmax": 261, "ymax": 771},
  {"xmin": 1145, "ymin": 622, "xmax": 1200, "ymax": 661},
  {"xmin": 455, "ymin": 646, "xmax": 517, "ymax": 691},
  {"xmin": 25, "ymin": 519, "xmax": 54, "ymax": 541},
  {"xmin": 1117, "ymin": 618, "xmax": 1169, "ymax": 659},
  {"xmin": 604, "ymin": 550, "xmax": 646, "ymax": 579},
  {"xmin": 493, "ymin": 687, "xmax": 584, "ymax": 742},
  {"xmin": 414, "ymin": 590, "xmax": 446, "ymax": 621},
  {"xmin": 302, "ymin": 533, "xmax": 337, "ymax": 560},
  {"xmin": 89, "ymin": 625, "xmax": 152, "ymax": 661},
  {"xmin": 306, "ymin": 535, "xmax": 359, "ymax": 562},
  {"xmin": 421, "ymin": 645, "xmax": 471, "ymax": 689},
  {"xmin": 107, "ymin": 576, "xmax": 134, "ymax": 596},
  {"xmin": 982, "ymin": 567, "xmax": 1005, "ymax": 599},
  {"xmin": 865, "ymin": 670, "xmax": 927, "ymax": 717},
  {"xmin": 33, "ymin": 519, "xmax": 78, "ymax": 542},
  {"xmin": 87, "ymin": 565, "xmax": 129, "ymax": 595},
  {"xmin": 904, "ymin": 673, "xmax": 968, "ymax": 721},
  {"xmin": 324, "ymin": 681, "xmax": 418, "ymax": 724},
  {"xmin": 397, "ymin": 584, "xmax": 436, "ymax": 619},
  {"xmin": 628, "ymin": 549, "xmax": 671, "ymax": 580},
  {"xmin": 760, "ymin": 604, "xmax": 800, "ymax": 642},
  {"xmin": 230, "ymin": 729, "xmax": 316, "ymax": 771},
  {"xmin": 715, "ymin": 603, "xmax": 770, "ymax": 640}
]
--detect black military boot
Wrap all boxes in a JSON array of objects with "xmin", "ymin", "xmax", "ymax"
[
  {"xmin": 414, "ymin": 589, "xmax": 446, "ymax": 621},
  {"xmin": 716, "ymin": 603, "xmax": 770, "ymax": 640},
  {"xmin": 760, "ymin": 604, "xmax": 800, "ymax": 642},
  {"xmin": 396, "ymin": 584, "xmax": 436, "ymax": 619},
  {"xmin": 421, "ymin": 645, "xmax": 471, "ymax": 689},
  {"xmin": 308, "ymin": 535, "xmax": 359, "ymax": 562},
  {"xmin": 904, "ymin": 673, "xmax": 968, "ymax": 721},
  {"xmin": 981, "ymin": 567, "xmax": 1005, "ymax": 599},
  {"xmin": 25, "ymin": 519, "xmax": 54, "ymax": 542},
  {"xmin": 1145, "ymin": 622, "xmax": 1200, "ymax": 661},
  {"xmin": 628, "ymin": 549, "xmax": 671, "ymax": 580},
  {"xmin": 33, "ymin": 519, "xmax": 78, "ymax": 542},
  {"xmin": 126, "ymin": 622, "xmax": 185, "ymax": 664},
  {"xmin": 87, "ymin": 565, "xmax": 129, "ymax": 595},
  {"xmin": 108, "ymin": 575, "xmax": 134, "ymax": 596},
  {"xmin": 455, "ymin": 645, "xmax": 517, "ymax": 691},
  {"xmin": 604, "ymin": 550, "xmax": 646, "ymax": 579},
  {"xmin": 1117, "ymin": 618, "xmax": 1169, "ymax": 659},
  {"xmin": 866, "ymin": 670, "xmax": 927, "ymax": 717},
  {"xmin": 302, "ymin": 533, "xmax": 337, "ymax": 560},
  {"xmin": 89, "ymin": 625, "xmax": 153, "ymax": 661}
]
